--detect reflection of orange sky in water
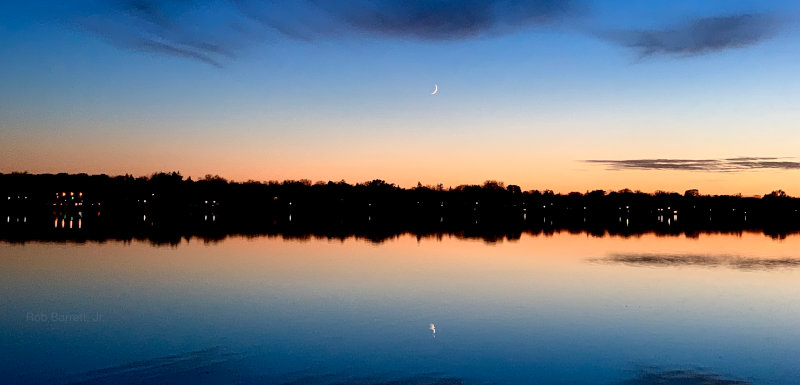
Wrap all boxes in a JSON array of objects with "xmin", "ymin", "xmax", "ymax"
[
  {"xmin": 4, "ymin": 231, "xmax": 799, "ymax": 271},
  {"xmin": 3, "ymin": 232, "xmax": 798, "ymax": 291},
  {"xmin": 2, "ymin": 232, "xmax": 799, "ymax": 331}
]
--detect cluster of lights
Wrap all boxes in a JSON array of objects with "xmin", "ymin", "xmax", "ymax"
[{"xmin": 56, "ymin": 192, "xmax": 83, "ymax": 199}]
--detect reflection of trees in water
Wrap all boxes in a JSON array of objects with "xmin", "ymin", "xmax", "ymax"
[
  {"xmin": 2, "ymin": 173, "xmax": 799, "ymax": 245},
  {"xmin": 2, "ymin": 216, "xmax": 799, "ymax": 246}
]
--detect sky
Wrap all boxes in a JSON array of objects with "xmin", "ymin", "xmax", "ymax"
[{"xmin": 1, "ymin": 0, "xmax": 798, "ymax": 196}]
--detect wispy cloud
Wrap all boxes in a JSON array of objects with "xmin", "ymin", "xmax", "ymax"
[
  {"xmin": 602, "ymin": 14, "xmax": 781, "ymax": 57},
  {"xmin": 68, "ymin": 2, "xmax": 786, "ymax": 66},
  {"xmin": 72, "ymin": 0, "xmax": 578, "ymax": 66},
  {"xmin": 585, "ymin": 157, "xmax": 800, "ymax": 172},
  {"xmin": 74, "ymin": 0, "xmax": 253, "ymax": 67},
  {"xmin": 597, "ymin": 253, "xmax": 800, "ymax": 271}
]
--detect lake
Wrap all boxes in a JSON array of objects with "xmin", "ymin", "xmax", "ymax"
[{"xmin": 1, "ymin": 232, "xmax": 798, "ymax": 385}]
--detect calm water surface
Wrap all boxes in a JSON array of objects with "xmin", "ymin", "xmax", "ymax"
[{"xmin": 1, "ymin": 232, "xmax": 799, "ymax": 384}]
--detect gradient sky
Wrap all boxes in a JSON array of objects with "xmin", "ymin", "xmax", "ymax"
[{"xmin": 1, "ymin": 0, "xmax": 798, "ymax": 195}]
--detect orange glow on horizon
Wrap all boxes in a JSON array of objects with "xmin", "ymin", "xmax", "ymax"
[{"xmin": 1, "ymin": 134, "xmax": 797, "ymax": 197}]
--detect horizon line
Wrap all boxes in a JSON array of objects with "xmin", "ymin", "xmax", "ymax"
[{"xmin": 1, "ymin": 170, "xmax": 795, "ymax": 199}]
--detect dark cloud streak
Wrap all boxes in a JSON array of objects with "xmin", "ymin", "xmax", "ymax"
[
  {"xmin": 612, "ymin": 368, "xmax": 753, "ymax": 385},
  {"xmin": 325, "ymin": 0, "xmax": 575, "ymax": 40},
  {"xmin": 598, "ymin": 253, "xmax": 800, "ymax": 271},
  {"xmin": 603, "ymin": 14, "xmax": 781, "ymax": 57},
  {"xmin": 586, "ymin": 157, "xmax": 800, "ymax": 172},
  {"xmin": 234, "ymin": 0, "xmax": 577, "ymax": 41}
]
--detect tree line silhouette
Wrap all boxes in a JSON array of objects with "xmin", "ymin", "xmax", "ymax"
[{"xmin": 1, "ymin": 171, "xmax": 798, "ymax": 244}]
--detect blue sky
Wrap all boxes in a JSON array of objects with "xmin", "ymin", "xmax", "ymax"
[{"xmin": 1, "ymin": 0, "xmax": 798, "ymax": 195}]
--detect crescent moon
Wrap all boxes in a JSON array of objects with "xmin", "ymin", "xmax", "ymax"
[{"xmin": 431, "ymin": 84, "xmax": 438, "ymax": 95}]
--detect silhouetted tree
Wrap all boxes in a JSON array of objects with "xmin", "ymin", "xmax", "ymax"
[{"xmin": 766, "ymin": 190, "xmax": 787, "ymax": 198}]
